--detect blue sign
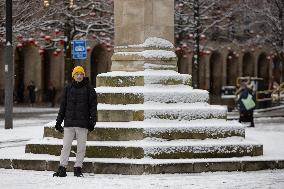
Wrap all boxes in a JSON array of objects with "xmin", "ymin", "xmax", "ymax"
[{"xmin": 72, "ymin": 40, "xmax": 87, "ymax": 59}]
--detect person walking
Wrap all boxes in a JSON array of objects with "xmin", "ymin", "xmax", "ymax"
[
  {"xmin": 27, "ymin": 80, "xmax": 36, "ymax": 106},
  {"xmin": 53, "ymin": 66, "xmax": 97, "ymax": 177},
  {"xmin": 16, "ymin": 81, "xmax": 25, "ymax": 103},
  {"xmin": 46, "ymin": 81, "xmax": 56, "ymax": 107},
  {"xmin": 237, "ymin": 80, "xmax": 256, "ymax": 127}
]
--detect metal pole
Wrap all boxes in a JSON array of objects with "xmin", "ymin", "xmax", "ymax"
[
  {"xmin": 4, "ymin": 0, "xmax": 13, "ymax": 129},
  {"xmin": 281, "ymin": 9, "xmax": 284, "ymax": 83},
  {"xmin": 64, "ymin": 17, "xmax": 73, "ymax": 83},
  {"xmin": 192, "ymin": 0, "xmax": 200, "ymax": 89}
]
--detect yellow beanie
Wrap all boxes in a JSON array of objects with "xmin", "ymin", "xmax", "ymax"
[{"xmin": 72, "ymin": 66, "xmax": 85, "ymax": 78}]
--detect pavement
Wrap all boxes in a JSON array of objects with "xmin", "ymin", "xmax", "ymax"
[{"xmin": 227, "ymin": 104, "xmax": 284, "ymax": 124}]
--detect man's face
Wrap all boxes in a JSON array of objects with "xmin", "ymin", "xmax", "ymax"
[{"xmin": 73, "ymin": 72, "xmax": 84, "ymax": 82}]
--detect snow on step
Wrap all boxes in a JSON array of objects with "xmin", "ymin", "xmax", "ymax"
[
  {"xmin": 97, "ymin": 70, "xmax": 191, "ymax": 85},
  {"xmin": 87, "ymin": 119, "xmax": 243, "ymax": 129},
  {"xmin": 98, "ymin": 103, "xmax": 227, "ymax": 120},
  {"xmin": 96, "ymin": 86, "xmax": 208, "ymax": 103},
  {"xmin": 45, "ymin": 120, "xmax": 245, "ymax": 140},
  {"xmin": 45, "ymin": 119, "xmax": 246, "ymax": 128},
  {"xmin": 27, "ymin": 137, "xmax": 260, "ymax": 150},
  {"xmin": 98, "ymin": 103, "xmax": 225, "ymax": 111},
  {"xmin": 27, "ymin": 137, "xmax": 262, "ymax": 157}
]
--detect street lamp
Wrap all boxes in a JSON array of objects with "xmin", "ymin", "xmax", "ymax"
[
  {"xmin": 64, "ymin": 16, "xmax": 76, "ymax": 83},
  {"xmin": 192, "ymin": 0, "xmax": 200, "ymax": 89},
  {"xmin": 4, "ymin": 0, "xmax": 13, "ymax": 129}
]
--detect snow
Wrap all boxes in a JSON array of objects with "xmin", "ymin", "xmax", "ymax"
[
  {"xmin": 98, "ymin": 70, "xmax": 187, "ymax": 77},
  {"xmin": 97, "ymin": 103, "xmax": 227, "ymax": 120},
  {"xmin": 144, "ymin": 63, "xmax": 176, "ymax": 69},
  {"xmin": 113, "ymin": 37, "xmax": 176, "ymax": 61},
  {"xmin": 96, "ymin": 86, "xmax": 208, "ymax": 103},
  {"xmin": 0, "ymin": 105, "xmax": 284, "ymax": 188},
  {"xmin": 133, "ymin": 37, "xmax": 174, "ymax": 48},
  {"xmin": 0, "ymin": 107, "xmax": 58, "ymax": 114},
  {"xmin": 142, "ymin": 50, "xmax": 176, "ymax": 59},
  {"xmin": 0, "ymin": 113, "xmax": 283, "ymax": 161},
  {"xmin": 116, "ymin": 37, "xmax": 175, "ymax": 49},
  {"xmin": 114, "ymin": 50, "xmax": 176, "ymax": 59},
  {"xmin": 27, "ymin": 136, "xmax": 251, "ymax": 147},
  {"xmin": 1, "ymin": 169, "xmax": 284, "ymax": 189},
  {"xmin": 0, "ymin": 113, "xmax": 284, "ymax": 188}
]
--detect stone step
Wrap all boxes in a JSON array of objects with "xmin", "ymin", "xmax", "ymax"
[
  {"xmin": 144, "ymin": 63, "xmax": 177, "ymax": 70},
  {"xmin": 25, "ymin": 138, "xmax": 263, "ymax": 159},
  {"xmin": 96, "ymin": 70, "xmax": 191, "ymax": 87},
  {"xmin": 1, "ymin": 155, "xmax": 282, "ymax": 174},
  {"xmin": 44, "ymin": 120, "xmax": 245, "ymax": 141},
  {"xmin": 96, "ymin": 86, "xmax": 208, "ymax": 104},
  {"xmin": 97, "ymin": 103, "xmax": 227, "ymax": 122}
]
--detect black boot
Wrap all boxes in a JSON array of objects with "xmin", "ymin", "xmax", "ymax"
[
  {"xmin": 74, "ymin": 167, "xmax": 84, "ymax": 177},
  {"xmin": 53, "ymin": 166, "xmax": 67, "ymax": 177}
]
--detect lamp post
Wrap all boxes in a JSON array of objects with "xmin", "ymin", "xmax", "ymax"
[
  {"xmin": 64, "ymin": 15, "xmax": 76, "ymax": 83},
  {"xmin": 192, "ymin": 0, "xmax": 200, "ymax": 89},
  {"xmin": 64, "ymin": 17, "xmax": 73, "ymax": 83},
  {"xmin": 42, "ymin": 1, "xmax": 75, "ymax": 83},
  {"xmin": 4, "ymin": 0, "xmax": 13, "ymax": 129}
]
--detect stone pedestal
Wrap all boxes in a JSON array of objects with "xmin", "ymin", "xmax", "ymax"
[
  {"xmin": 114, "ymin": 0, "xmax": 174, "ymax": 46},
  {"xmin": 112, "ymin": 0, "xmax": 175, "ymax": 71},
  {"xmin": 15, "ymin": 0, "xmax": 264, "ymax": 175}
]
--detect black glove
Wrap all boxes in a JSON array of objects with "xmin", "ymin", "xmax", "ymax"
[
  {"xmin": 55, "ymin": 124, "xmax": 64, "ymax": 133},
  {"xmin": 88, "ymin": 121, "xmax": 96, "ymax": 132}
]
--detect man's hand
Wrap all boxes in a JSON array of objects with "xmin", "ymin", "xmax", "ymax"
[
  {"xmin": 88, "ymin": 121, "xmax": 96, "ymax": 132},
  {"xmin": 55, "ymin": 124, "xmax": 64, "ymax": 133}
]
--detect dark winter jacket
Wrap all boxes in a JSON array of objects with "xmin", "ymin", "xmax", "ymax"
[
  {"xmin": 238, "ymin": 87, "xmax": 254, "ymax": 113},
  {"xmin": 27, "ymin": 84, "xmax": 36, "ymax": 103},
  {"xmin": 56, "ymin": 77, "xmax": 97, "ymax": 129}
]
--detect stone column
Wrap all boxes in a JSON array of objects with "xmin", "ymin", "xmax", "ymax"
[
  {"xmin": 112, "ymin": 0, "xmax": 176, "ymax": 71},
  {"xmin": 114, "ymin": 0, "xmax": 174, "ymax": 45}
]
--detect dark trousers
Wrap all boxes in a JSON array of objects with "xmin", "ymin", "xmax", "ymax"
[{"xmin": 239, "ymin": 111, "xmax": 254, "ymax": 127}]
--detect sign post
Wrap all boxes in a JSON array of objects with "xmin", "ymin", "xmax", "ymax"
[{"xmin": 72, "ymin": 40, "xmax": 87, "ymax": 60}]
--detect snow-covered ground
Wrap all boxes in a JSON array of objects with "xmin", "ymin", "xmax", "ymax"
[
  {"xmin": 0, "ymin": 107, "xmax": 284, "ymax": 188},
  {"xmin": 0, "ymin": 168, "xmax": 284, "ymax": 189}
]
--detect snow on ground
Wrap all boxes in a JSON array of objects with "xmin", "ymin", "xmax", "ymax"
[
  {"xmin": 0, "ymin": 107, "xmax": 284, "ymax": 188},
  {"xmin": 0, "ymin": 169, "xmax": 284, "ymax": 189}
]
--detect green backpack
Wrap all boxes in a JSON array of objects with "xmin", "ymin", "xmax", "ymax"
[{"xmin": 241, "ymin": 94, "xmax": 256, "ymax": 110}]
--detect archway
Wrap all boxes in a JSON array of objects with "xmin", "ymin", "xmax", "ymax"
[
  {"xmin": 177, "ymin": 49, "xmax": 189, "ymax": 74},
  {"xmin": 272, "ymin": 56, "xmax": 281, "ymax": 84},
  {"xmin": 41, "ymin": 50, "xmax": 52, "ymax": 102},
  {"xmin": 257, "ymin": 53, "xmax": 269, "ymax": 89},
  {"xmin": 90, "ymin": 44, "xmax": 112, "ymax": 86},
  {"xmin": 242, "ymin": 52, "xmax": 254, "ymax": 76},
  {"xmin": 14, "ymin": 47, "xmax": 25, "ymax": 103},
  {"xmin": 226, "ymin": 52, "xmax": 238, "ymax": 86},
  {"xmin": 209, "ymin": 51, "xmax": 223, "ymax": 97},
  {"xmin": 198, "ymin": 55, "xmax": 207, "ymax": 89}
]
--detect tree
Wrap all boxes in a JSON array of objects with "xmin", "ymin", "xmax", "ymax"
[
  {"xmin": 0, "ymin": 0, "xmax": 114, "ymax": 81},
  {"xmin": 39, "ymin": 0, "xmax": 114, "ymax": 81},
  {"xmin": 243, "ymin": 0, "xmax": 284, "ymax": 82},
  {"xmin": 174, "ymin": 0, "xmax": 263, "ymax": 88}
]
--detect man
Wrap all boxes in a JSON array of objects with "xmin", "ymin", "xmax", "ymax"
[{"xmin": 53, "ymin": 66, "xmax": 97, "ymax": 177}]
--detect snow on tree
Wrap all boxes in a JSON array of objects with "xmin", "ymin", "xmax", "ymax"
[
  {"xmin": 174, "ymin": 0, "xmax": 284, "ymax": 86},
  {"xmin": 243, "ymin": 0, "xmax": 284, "ymax": 81},
  {"xmin": 0, "ymin": 0, "xmax": 114, "ymax": 49},
  {"xmin": 174, "ymin": 0, "xmax": 249, "ymax": 87},
  {"xmin": 174, "ymin": 0, "xmax": 263, "ymax": 51},
  {"xmin": 243, "ymin": 0, "xmax": 283, "ymax": 52}
]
